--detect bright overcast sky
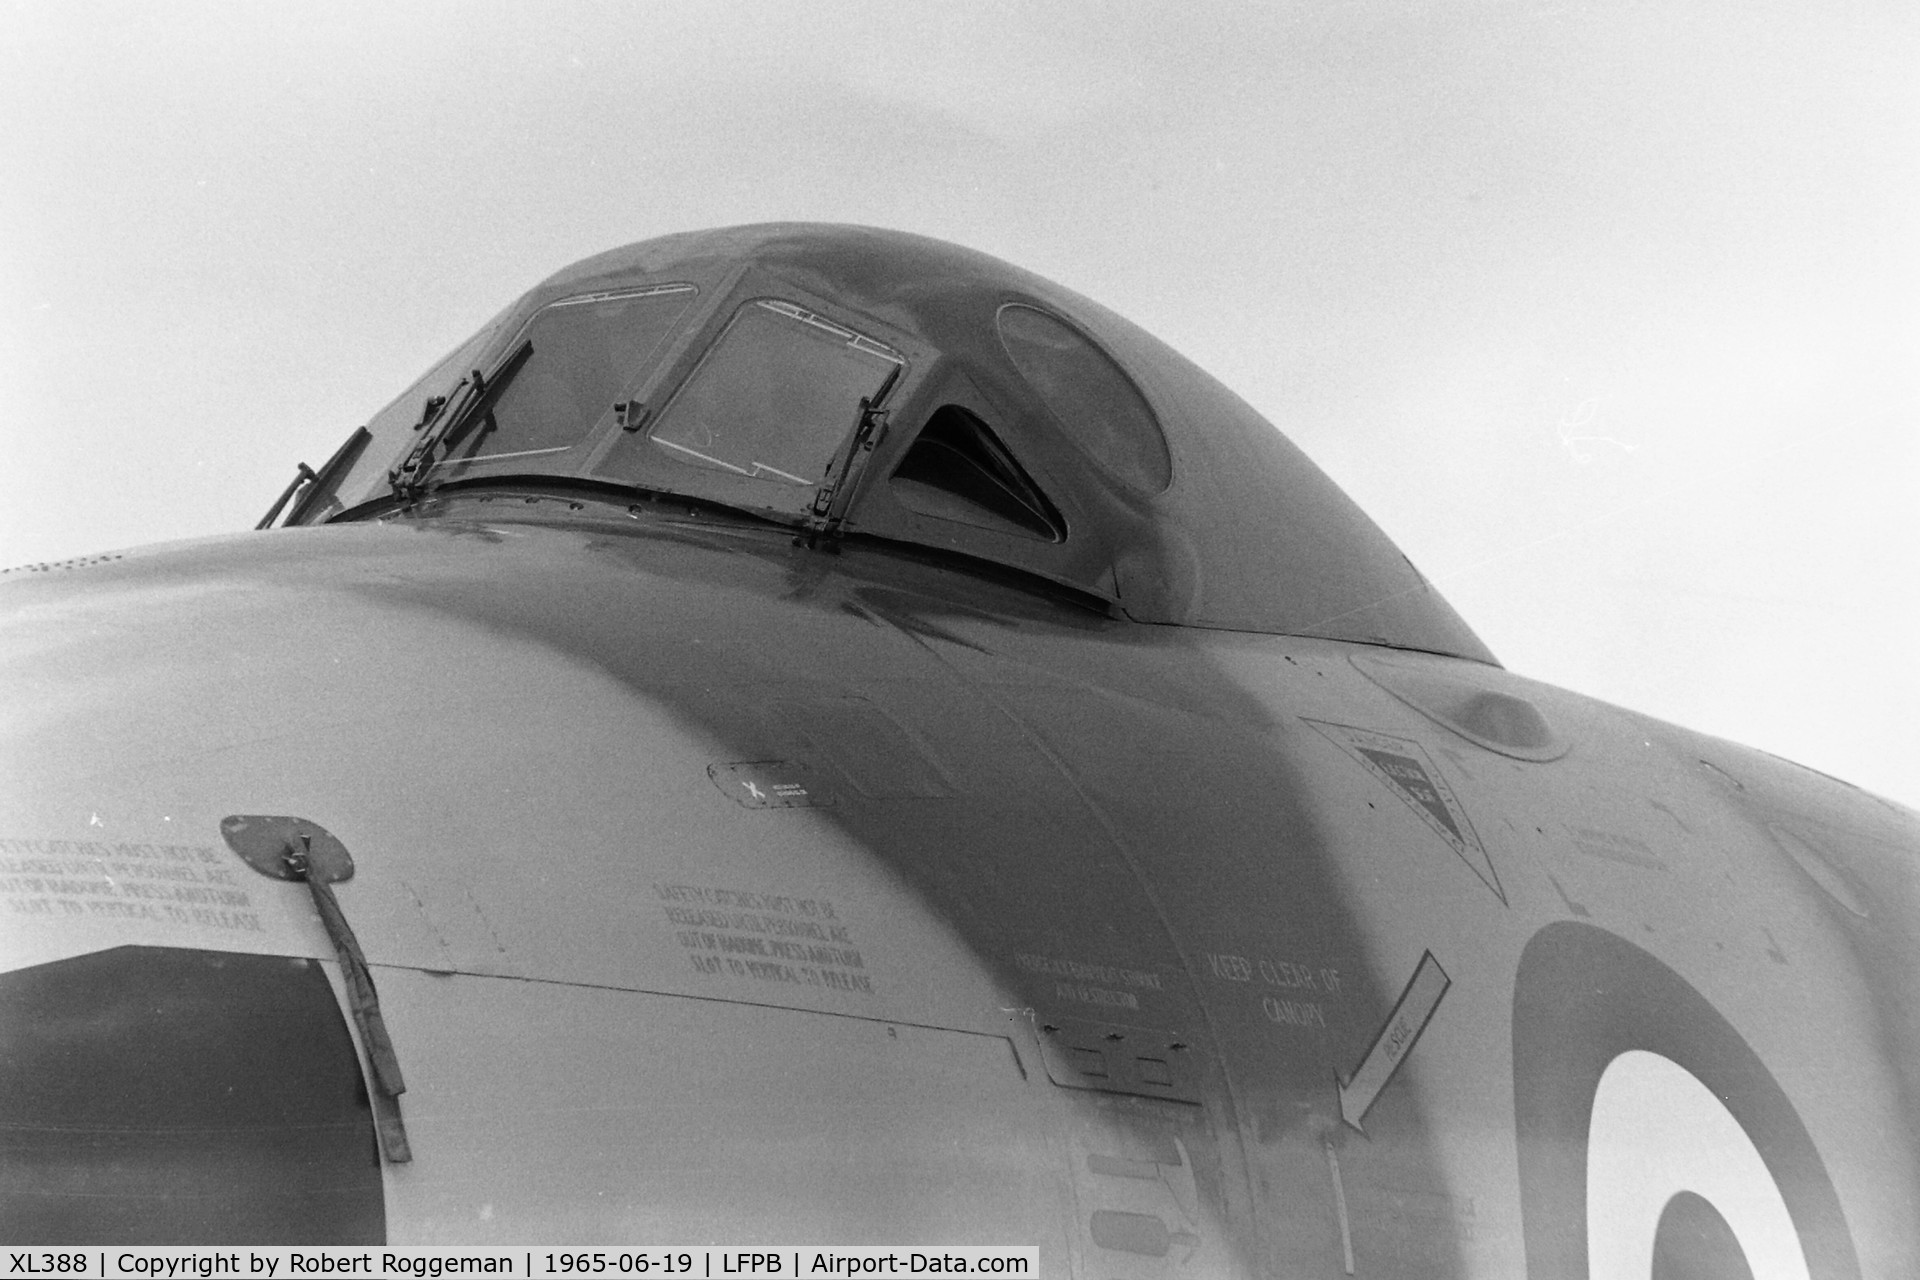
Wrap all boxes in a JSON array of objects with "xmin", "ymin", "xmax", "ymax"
[{"xmin": 2, "ymin": 1, "xmax": 1915, "ymax": 806}]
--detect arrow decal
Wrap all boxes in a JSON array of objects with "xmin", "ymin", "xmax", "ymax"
[{"xmin": 1338, "ymin": 950, "xmax": 1450, "ymax": 1133}]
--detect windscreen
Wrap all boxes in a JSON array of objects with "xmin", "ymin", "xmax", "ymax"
[
  {"xmin": 298, "ymin": 312, "xmax": 506, "ymax": 521},
  {"xmin": 637, "ymin": 300, "xmax": 903, "ymax": 515},
  {"xmin": 435, "ymin": 284, "xmax": 696, "ymax": 472}
]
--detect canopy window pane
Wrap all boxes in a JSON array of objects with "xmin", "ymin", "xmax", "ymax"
[
  {"xmin": 648, "ymin": 300, "xmax": 903, "ymax": 514},
  {"xmin": 996, "ymin": 303, "xmax": 1171, "ymax": 495},
  {"xmin": 442, "ymin": 284, "xmax": 696, "ymax": 467}
]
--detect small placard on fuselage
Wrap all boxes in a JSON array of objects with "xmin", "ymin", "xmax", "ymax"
[
  {"xmin": 1033, "ymin": 1015, "xmax": 1203, "ymax": 1105},
  {"xmin": 708, "ymin": 760, "xmax": 836, "ymax": 808}
]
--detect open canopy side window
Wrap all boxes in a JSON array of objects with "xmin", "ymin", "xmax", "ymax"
[{"xmin": 888, "ymin": 404, "xmax": 1066, "ymax": 542}]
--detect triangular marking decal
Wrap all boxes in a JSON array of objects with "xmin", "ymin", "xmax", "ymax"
[
  {"xmin": 1355, "ymin": 748, "xmax": 1464, "ymax": 844},
  {"xmin": 1304, "ymin": 720, "xmax": 1506, "ymax": 905}
]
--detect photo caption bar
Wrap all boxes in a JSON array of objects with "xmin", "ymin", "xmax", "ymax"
[{"xmin": 6, "ymin": 1249, "xmax": 1037, "ymax": 1280}]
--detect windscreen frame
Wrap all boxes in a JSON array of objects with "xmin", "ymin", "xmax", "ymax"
[
  {"xmin": 583, "ymin": 268, "xmax": 931, "ymax": 528},
  {"xmin": 417, "ymin": 281, "xmax": 703, "ymax": 489}
]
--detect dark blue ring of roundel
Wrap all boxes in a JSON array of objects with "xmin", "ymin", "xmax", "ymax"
[{"xmin": 1511, "ymin": 921, "xmax": 1859, "ymax": 1278}]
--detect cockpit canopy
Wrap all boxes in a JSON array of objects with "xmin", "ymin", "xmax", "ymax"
[{"xmin": 298, "ymin": 223, "xmax": 1493, "ymax": 662}]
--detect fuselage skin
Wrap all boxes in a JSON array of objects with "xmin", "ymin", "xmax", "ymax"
[{"xmin": 3, "ymin": 502, "xmax": 1915, "ymax": 1274}]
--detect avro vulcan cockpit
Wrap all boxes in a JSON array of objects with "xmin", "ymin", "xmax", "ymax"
[{"xmin": 291, "ymin": 224, "xmax": 1491, "ymax": 662}]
